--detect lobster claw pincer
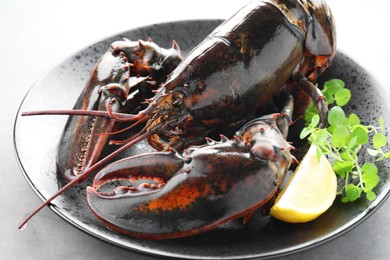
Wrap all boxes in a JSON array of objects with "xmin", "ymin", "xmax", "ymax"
[
  {"xmin": 57, "ymin": 51, "xmax": 132, "ymax": 180},
  {"xmin": 86, "ymin": 113, "xmax": 294, "ymax": 239}
]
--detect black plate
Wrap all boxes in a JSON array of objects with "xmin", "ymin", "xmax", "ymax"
[{"xmin": 14, "ymin": 20, "xmax": 390, "ymax": 259}]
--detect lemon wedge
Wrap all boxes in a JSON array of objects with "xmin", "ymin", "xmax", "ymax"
[{"xmin": 269, "ymin": 145, "xmax": 337, "ymax": 223}]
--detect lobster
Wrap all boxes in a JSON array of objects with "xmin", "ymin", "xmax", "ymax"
[{"xmin": 20, "ymin": 0, "xmax": 336, "ymax": 238}]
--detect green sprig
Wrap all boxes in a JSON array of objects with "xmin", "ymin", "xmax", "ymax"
[{"xmin": 300, "ymin": 79, "xmax": 388, "ymax": 202}]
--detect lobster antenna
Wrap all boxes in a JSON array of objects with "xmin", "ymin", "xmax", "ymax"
[
  {"xmin": 107, "ymin": 118, "xmax": 150, "ymax": 144},
  {"xmin": 96, "ymin": 116, "xmax": 148, "ymax": 136},
  {"xmin": 21, "ymin": 109, "xmax": 140, "ymax": 120},
  {"xmin": 18, "ymin": 130, "xmax": 151, "ymax": 230}
]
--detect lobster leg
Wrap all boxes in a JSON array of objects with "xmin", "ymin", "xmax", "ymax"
[
  {"xmin": 277, "ymin": 94, "xmax": 294, "ymax": 139},
  {"xmin": 290, "ymin": 71, "xmax": 328, "ymax": 128}
]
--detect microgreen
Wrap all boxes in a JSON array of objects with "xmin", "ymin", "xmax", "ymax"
[{"xmin": 300, "ymin": 79, "xmax": 388, "ymax": 202}]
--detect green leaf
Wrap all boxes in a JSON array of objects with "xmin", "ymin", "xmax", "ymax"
[
  {"xmin": 385, "ymin": 152, "xmax": 390, "ymax": 158},
  {"xmin": 312, "ymin": 128, "xmax": 329, "ymax": 146},
  {"xmin": 362, "ymin": 163, "xmax": 379, "ymax": 189},
  {"xmin": 373, "ymin": 133, "xmax": 387, "ymax": 149},
  {"xmin": 342, "ymin": 184, "xmax": 362, "ymax": 202},
  {"xmin": 366, "ymin": 191, "xmax": 376, "ymax": 201},
  {"xmin": 361, "ymin": 163, "xmax": 379, "ymax": 192},
  {"xmin": 334, "ymin": 88, "xmax": 351, "ymax": 106},
  {"xmin": 310, "ymin": 114, "xmax": 320, "ymax": 128},
  {"xmin": 300, "ymin": 127, "xmax": 312, "ymax": 139},
  {"xmin": 328, "ymin": 106, "xmax": 347, "ymax": 126},
  {"xmin": 333, "ymin": 161, "xmax": 354, "ymax": 179},
  {"xmin": 348, "ymin": 113, "xmax": 360, "ymax": 126},
  {"xmin": 352, "ymin": 125, "xmax": 369, "ymax": 145},
  {"xmin": 362, "ymin": 163, "xmax": 378, "ymax": 175},
  {"xmin": 324, "ymin": 79, "xmax": 345, "ymax": 95},
  {"xmin": 347, "ymin": 136, "xmax": 358, "ymax": 151},
  {"xmin": 340, "ymin": 151, "xmax": 353, "ymax": 161},
  {"xmin": 323, "ymin": 91, "xmax": 334, "ymax": 105},
  {"xmin": 362, "ymin": 171, "xmax": 379, "ymax": 192},
  {"xmin": 332, "ymin": 125, "xmax": 351, "ymax": 148},
  {"xmin": 327, "ymin": 125, "xmax": 336, "ymax": 135}
]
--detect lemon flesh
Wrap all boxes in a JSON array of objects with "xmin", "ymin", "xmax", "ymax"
[{"xmin": 270, "ymin": 145, "xmax": 337, "ymax": 223}]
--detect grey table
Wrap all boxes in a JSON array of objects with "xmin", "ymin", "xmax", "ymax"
[{"xmin": 2, "ymin": 0, "xmax": 390, "ymax": 259}]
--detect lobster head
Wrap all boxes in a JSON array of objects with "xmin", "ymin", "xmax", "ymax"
[{"xmin": 140, "ymin": 88, "xmax": 195, "ymax": 151}]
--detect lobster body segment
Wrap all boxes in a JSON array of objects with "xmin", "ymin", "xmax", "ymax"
[{"xmin": 86, "ymin": 113, "xmax": 294, "ymax": 239}]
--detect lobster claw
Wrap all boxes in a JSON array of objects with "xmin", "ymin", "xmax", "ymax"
[
  {"xmin": 87, "ymin": 118, "xmax": 293, "ymax": 239},
  {"xmin": 86, "ymin": 150, "xmax": 186, "ymax": 238},
  {"xmin": 57, "ymin": 51, "xmax": 131, "ymax": 180},
  {"xmin": 57, "ymin": 38, "xmax": 185, "ymax": 180}
]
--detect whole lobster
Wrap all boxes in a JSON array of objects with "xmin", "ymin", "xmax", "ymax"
[{"xmin": 20, "ymin": 0, "xmax": 336, "ymax": 238}]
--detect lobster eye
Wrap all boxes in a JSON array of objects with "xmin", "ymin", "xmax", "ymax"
[{"xmin": 172, "ymin": 91, "xmax": 185, "ymax": 108}]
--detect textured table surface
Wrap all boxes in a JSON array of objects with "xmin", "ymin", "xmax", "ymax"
[{"xmin": 1, "ymin": 0, "xmax": 390, "ymax": 259}]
